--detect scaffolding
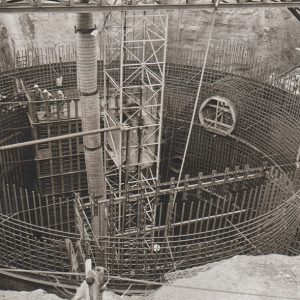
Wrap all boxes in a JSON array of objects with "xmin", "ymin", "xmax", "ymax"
[{"xmin": 103, "ymin": 11, "xmax": 168, "ymax": 233}]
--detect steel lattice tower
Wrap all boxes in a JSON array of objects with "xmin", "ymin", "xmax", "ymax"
[{"xmin": 103, "ymin": 10, "xmax": 168, "ymax": 234}]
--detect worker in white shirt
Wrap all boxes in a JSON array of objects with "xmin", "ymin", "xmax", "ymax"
[
  {"xmin": 33, "ymin": 84, "xmax": 43, "ymax": 111},
  {"xmin": 56, "ymin": 90, "xmax": 65, "ymax": 117},
  {"xmin": 42, "ymin": 89, "xmax": 53, "ymax": 117},
  {"xmin": 0, "ymin": 94, "xmax": 7, "ymax": 102}
]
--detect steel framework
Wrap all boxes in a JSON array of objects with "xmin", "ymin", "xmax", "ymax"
[
  {"xmin": 103, "ymin": 10, "xmax": 167, "ymax": 233},
  {"xmin": 0, "ymin": 0, "xmax": 300, "ymax": 13},
  {"xmin": 2, "ymin": 39, "xmax": 300, "ymax": 294}
]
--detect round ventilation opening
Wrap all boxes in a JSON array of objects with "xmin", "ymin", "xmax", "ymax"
[{"xmin": 199, "ymin": 95, "xmax": 237, "ymax": 136}]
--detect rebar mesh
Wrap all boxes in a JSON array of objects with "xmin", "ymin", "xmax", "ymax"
[{"xmin": 1, "ymin": 41, "xmax": 300, "ymax": 293}]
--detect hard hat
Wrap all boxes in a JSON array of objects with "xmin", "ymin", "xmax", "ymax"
[
  {"xmin": 153, "ymin": 244, "xmax": 161, "ymax": 253},
  {"xmin": 57, "ymin": 90, "xmax": 63, "ymax": 95},
  {"xmin": 33, "ymin": 84, "xmax": 38, "ymax": 88},
  {"xmin": 42, "ymin": 89, "xmax": 48, "ymax": 94}
]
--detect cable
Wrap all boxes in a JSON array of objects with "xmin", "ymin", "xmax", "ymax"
[
  {"xmin": 99, "ymin": 0, "xmax": 118, "ymax": 36},
  {"xmin": 173, "ymin": 9, "xmax": 217, "ymax": 201},
  {"xmin": 110, "ymin": 275, "xmax": 300, "ymax": 300},
  {"xmin": 1, "ymin": 126, "xmax": 31, "ymax": 132},
  {"xmin": 0, "ymin": 158, "xmax": 36, "ymax": 165},
  {"xmin": 46, "ymin": 274, "xmax": 73, "ymax": 299},
  {"xmin": 0, "ymin": 101, "xmax": 27, "ymax": 105}
]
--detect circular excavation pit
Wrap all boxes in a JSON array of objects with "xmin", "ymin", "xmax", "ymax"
[{"xmin": 1, "ymin": 43, "xmax": 300, "ymax": 295}]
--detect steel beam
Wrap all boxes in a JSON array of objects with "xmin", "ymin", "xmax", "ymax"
[
  {"xmin": 0, "ymin": 2, "xmax": 300, "ymax": 13},
  {"xmin": 79, "ymin": 166, "xmax": 268, "ymax": 206},
  {"xmin": 0, "ymin": 126, "xmax": 121, "ymax": 151}
]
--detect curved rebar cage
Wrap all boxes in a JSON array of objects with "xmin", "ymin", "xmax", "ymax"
[{"xmin": 1, "ymin": 40, "xmax": 300, "ymax": 294}]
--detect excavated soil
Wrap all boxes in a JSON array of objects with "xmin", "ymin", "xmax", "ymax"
[{"xmin": 1, "ymin": 254, "xmax": 300, "ymax": 300}]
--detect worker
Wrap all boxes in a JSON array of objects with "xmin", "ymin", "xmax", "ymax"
[
  {"xmin": 42, "ymin": 89, "xmax": 53, "ymax": 117},
  {"xmin": 0, "ymin": 94, "xmax": 7, "ymax": 102},
  {"xmin": 33, "ymin": 84, "xmax": 43, "ymax": 111},
  {"xmin": 56, "ymin": 90, "xmax": 65, "ymax": 117},
  {"xmin": 0, "ymin": 94, "xmax": 8, "ymax": 112}
]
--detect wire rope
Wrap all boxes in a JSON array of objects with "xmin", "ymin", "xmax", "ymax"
[{"xmin": 173, "ymin": 8, "xmax": 218, "ymax": 202}]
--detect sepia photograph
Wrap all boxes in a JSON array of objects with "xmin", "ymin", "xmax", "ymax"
[{"xmin": 0, "ymin": 1, "xmax": 300, "ymax": 299}]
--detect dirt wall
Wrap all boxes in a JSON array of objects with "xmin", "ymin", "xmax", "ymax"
[{"xmin": 169, "ymin": 8, "xmax": 300, "ymax": 70}]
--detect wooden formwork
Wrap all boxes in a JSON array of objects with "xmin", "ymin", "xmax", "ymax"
[{"xmin": 27, "ymin": 95, "xmax": 87, "ymax": 198}]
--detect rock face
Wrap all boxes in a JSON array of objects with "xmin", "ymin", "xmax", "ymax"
[
  {"xmin": 0, "ymin": 14, "xmax": 77, "ymax": 49},
  {"xmin": 0, "ymin": 8, "xmax": 299, "ymax": 69},
  {"xmin": 168, "ymin": 8, "xmax": 300, "ymax": 70},
  {"xmin": 0, "ymin": 24, "xmax": 14, "ymax": 70}
]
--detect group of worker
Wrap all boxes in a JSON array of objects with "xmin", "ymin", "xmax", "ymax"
[{"xmin": 32, "ymin": 84, "xmax": 66, "ymax": 117}]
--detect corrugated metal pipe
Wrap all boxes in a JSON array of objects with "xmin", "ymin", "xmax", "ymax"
[{"xmin": 76, "ymin": 11, "xmax": 107, "ymax": 236}]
